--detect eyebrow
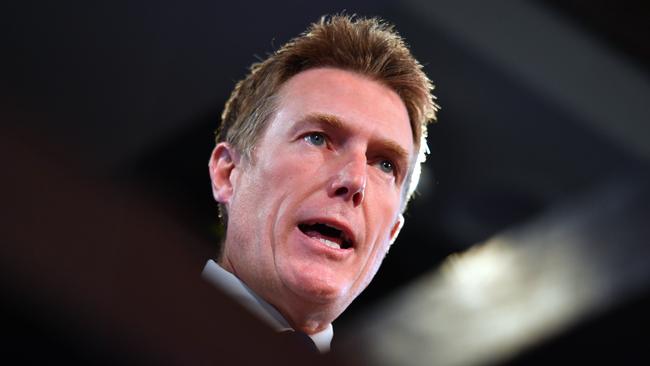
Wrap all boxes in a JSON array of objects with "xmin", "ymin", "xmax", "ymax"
[
  {"xmin": 302, "ymin": 112, "xmax": 411, "ymax": 169},
  {"xmin": 302, "ymin": 112, "xmax": 345, "ymax": 131}
]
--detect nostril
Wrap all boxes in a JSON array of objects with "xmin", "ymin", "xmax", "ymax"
[
  {"xmin": 352, "ymin": 191, "xmax": 363, "ymax": 206},
  {"xmin": 335, "ymin": 187, "xmax": 349, "ymax": 196}
]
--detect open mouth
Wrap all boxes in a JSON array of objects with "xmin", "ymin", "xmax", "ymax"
[{"xmin": 298, "ymin": 222, "xmax": 353, "ymax": 250}]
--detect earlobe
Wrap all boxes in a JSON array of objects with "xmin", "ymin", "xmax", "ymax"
[
  {"xmin": 388, "ymin": 214, "xmax": 405, "ymax": 246},
  {"xmin": 208, "ymin": 143, "xmax": 239, "ymax": 205}
]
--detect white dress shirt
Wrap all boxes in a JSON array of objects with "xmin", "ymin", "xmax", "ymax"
[{"xmin": 202, "ymin": 259, "xmax": 333, "ymax": 352}]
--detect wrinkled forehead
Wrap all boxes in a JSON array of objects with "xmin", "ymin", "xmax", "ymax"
[
  {"xmin": 276, "ymin": 68, "xmax": 413, "ymax": 136},
  {"xmin": 277, "ymin": 67, "xmax": 421, "ymax": 139}
]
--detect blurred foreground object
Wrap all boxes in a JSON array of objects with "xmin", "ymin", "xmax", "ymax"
[
  {"xmin": 344, "ymin": 174, "xmax": 650, "ymax": 365},
  {"xmin": 0, "ymin": 124, "xmax": 344, "ymax": 365}
]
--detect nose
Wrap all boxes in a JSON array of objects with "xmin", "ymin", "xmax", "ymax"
[{"xmin": 328, "ymin": 153, "xmax": 367, "ymax": 207}]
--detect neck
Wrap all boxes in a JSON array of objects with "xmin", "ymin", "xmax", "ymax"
[{"xmin": 217, "ymin": 255, "xmax": 335, "ymax": 334}]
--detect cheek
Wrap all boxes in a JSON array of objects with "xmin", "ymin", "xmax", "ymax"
[
  {"xmin": 356, "ymin": 244, "xmax": 390, "ymax": 293},
  {"xmin": 366, "ymin": 190, "xmax": 402, "ymax": 240},
  {"xmin": 358, "ymin": 199, "xmax": 399, "ymax": 279},
  {"xmin": 264, "ymin": 145, "xmax": 319, "ymax": 178}
]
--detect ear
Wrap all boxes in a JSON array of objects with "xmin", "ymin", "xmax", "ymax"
[
  {"xmin": 208, "ymin": 143, "xmax": 240, "ymax": 205},
  {"xmin": 388, "ymin": 214, "xmax": 405, "ymax": 246}
]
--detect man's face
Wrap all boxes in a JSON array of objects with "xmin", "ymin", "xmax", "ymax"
[{"xmin": 211, "ymin": 67, "xmax": 414, "ymax": 332}]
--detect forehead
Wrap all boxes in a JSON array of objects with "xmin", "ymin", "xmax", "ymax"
[{"xmin": 272, "ymin": 67, "xmax": 414, "ymax": 154}]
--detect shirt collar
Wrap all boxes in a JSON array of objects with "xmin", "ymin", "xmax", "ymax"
[{"xmin": 202, "ymin": 259, "xmax": 333, "ymax": 352}]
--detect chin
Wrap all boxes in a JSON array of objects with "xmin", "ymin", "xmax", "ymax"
[{"xmin": 284, "ymin": 266, "xmax": 351, "ymax": 306}]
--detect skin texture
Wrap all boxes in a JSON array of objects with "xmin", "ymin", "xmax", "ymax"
[{"xmin": 209, "ymin": 67, "xmax": 414, "ymax": 334}]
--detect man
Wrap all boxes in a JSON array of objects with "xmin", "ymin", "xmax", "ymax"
[{"xmin": 203, "ymin": 14, "xmax": 438, "ymax": 352}]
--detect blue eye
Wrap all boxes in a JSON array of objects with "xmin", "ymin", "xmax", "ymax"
[
  {"xmin": 305, "ymin": 133, "xmax": 326, "ymax": 146},
  {"xmin": 378, "ymin": 160, "xmax": 394, "ymax": 174}
]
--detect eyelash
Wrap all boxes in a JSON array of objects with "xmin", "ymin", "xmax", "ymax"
[{"xmin": 302, "ymin": 132, "xmax": 400, "ymax": 178}]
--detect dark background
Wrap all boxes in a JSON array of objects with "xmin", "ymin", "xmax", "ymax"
[{"xmin": 3, "ymin": 0, "xmax": 648, "ymax": 339}]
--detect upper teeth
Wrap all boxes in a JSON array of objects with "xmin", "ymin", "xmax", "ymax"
[{"xmin": 318, "ymin": 237, "xmax": 341, "ymax": 249}]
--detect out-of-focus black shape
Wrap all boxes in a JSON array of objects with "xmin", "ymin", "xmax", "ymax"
[
  {"xmin": 0, "ymin": 122, "xmax": 347, "ymax": 365},
  {"xmin": 435, "ymin": 188, "xmax": 544, "ymax": 247},
  {"xmin": 501, "ymin": 290, "xmax": 650, "ymax": 365},
  {"xmin": 540, "ymin": 0, "xmax": 650, "ymax": 71},
  {"xmin": 118, "ymin": 107, "xmax": 223, "ymax": 261}
]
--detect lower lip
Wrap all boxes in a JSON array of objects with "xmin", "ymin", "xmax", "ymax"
[{"xmin": 295, "ymin": 227, "xmax": 353, "ymax": 260}]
